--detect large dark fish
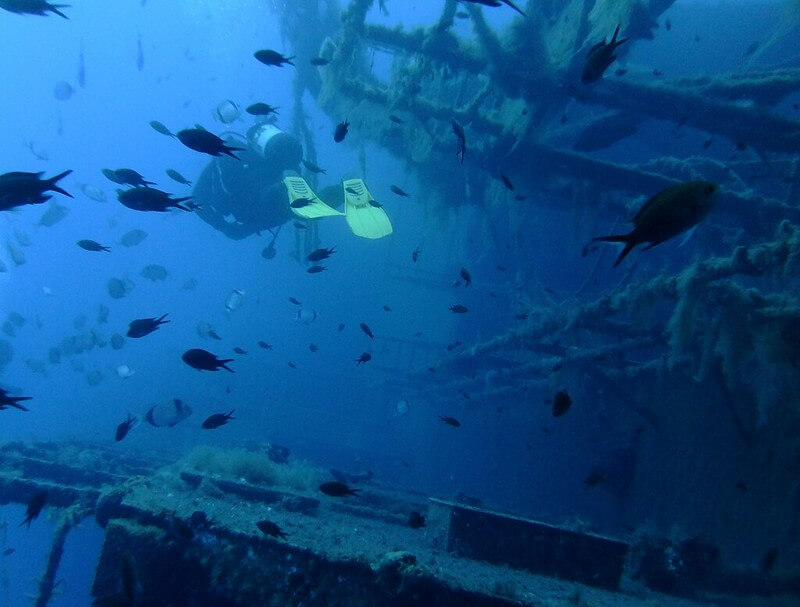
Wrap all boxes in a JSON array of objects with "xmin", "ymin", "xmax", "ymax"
[
  {"xmin": 0, "ymin": 388, "xmax": 31, "ymax": 411},
  {"xmin": 254, "ymin": 49, "xmax": 294, "ymax": 67},
  {"xmin": 20, "ymin": 490, "xmax": 47, "ymax": 528},
  {"xmin": 177, "ymin": 128, "xmax": 243, "ymax": 159},
  {"xmin": 0, "ymin": 170, "xmax": 72, "ymax": 211},
  {"xmin": 127, "ymin": 314, "xmax": 169, "ymax": 338},
  {"xmin": 115, "ymin": 413, "xmax": 136, "ymax": 441},
  {"xmin": 593, "ymin": 181, "xmax": 718, "ymax": 267},
  {"xmin": 581, "ymin": 25, "xmax": 629, "ymax": 84},
  {"xmin": 202, "ymin": 410, "xmax": 235, "ymax": 429},
  {"xmin": 117, "ymin": 187, "xmax": 192, "ymax": 212},
  {"xmin": 0, "ymin": 0, "xmax": 69, "ymax": 18},
  {"xmin": 319, "ymin": 481, "xmax": 360, "ymax": 497},
  {"xmin": 145, "ymin": 398, "xmax": 192, "ymax": 427},
  {"xmin": 334, "ymin": 119, "xmax": 350, "ymax": 143},
  {"xmin": 182, "ymin": 348, "xmax": 234, "ymax": 372}
]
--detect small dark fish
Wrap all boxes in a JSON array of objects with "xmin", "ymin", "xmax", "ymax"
[
  {"xmin": 390, "ymin": 185, "xmax": 410, "ymax": 197},
  {"xmin": 551, "ymin": 389, "xmax": 572, "ymax": 417},
  {"xmin": 177, "ymin": 128, "xmax": 243, "ymax": 159},
  {"xmin": 560, "ymin": 114, "xmax": 569, "ymax": 124},
  {"xmin": 0, "ymin": 388, "xmax": 31, "ymax": 412},
  {"xmin": 702, "ymin": 137, "xmax": 714, "ymax": 149},
  {"xmin": 115, "ymin": 413, "xmax": 136, "ymax": 441},
  {"xmin": 337, "ymin": 323, "xmax": 345, "ymax": 332},
  {"xmin": 514, "ymin": 194, "xmax": 527, "ymax": 201},
  {"xmin": 664, "ymin": 19, "xmax": 672, "ymax": 31},
  {"xmin": 257, "ymin": 520, "xmax": 289, "ymax": 540},
  {"xmin": 744, "ymin": 40, "xmax": 760, "ymax": 57},
  {"xmin": 461, "ymin": 391, "xmax": 471, "ymax": 400},
  {"xmin": 127, "ymin": 314, "xmax": 169, "ymax": 338},
  {"xmin": 182, "ymin": 348, "xmax": 234, "ymax": 372},
  {"xmin": 307, "ymin": 265, "xmax": 327, "ymax": 274},
  {"xmin": 208, "ymin": 330, "xmax": 222, "ymax": 341},
  {"xmin": 408, "ymin": 511, "xmax": 426, "ymax": 529},
  {"xmin": 334, "ymin": 119, "xmax": 350, "ymax": 143},
  {"xmin": 449, "ymin": 304, "xmax": 468, "ymax": 313},
  {"xmin": 382, "ymin": 304, "xmax": 391, "ymax": 312},
  {"xmin": 439, "ymin": 415, "xmax": 461, "ymax": 427},
  {"xmin": 115, "ymin": 168, "xmax": 153, "ymax": 188},
  {"xmin": 258, "ymin": 341, "xmax": 273, "ymax": 350},
  {"xmin": 166, "ymin": 169, "xmax": 191, "ymax": 185},
  {"xmin": 233, "ymin": 347, "xmax": 248, "ymax": 355},
  {"xmin": 345, "ymin": 187, "xmax": 358, "ymax": 196},
  {"xmin": 308, "ymin": 246, "xmax": 335, "ymax": 262},
  {"xmin": 136, "ymin": 34, "xmax": 144, "ymax": 70},
  {"xmin": 290, "ymin": 198, "xmax": 313, "ymax": 209},
  {"xmin": 412, "ymin": 247, "xmax": 421, "ymax": 262},
  {"xmin": 2, "ymin": 548, "xmax": 14, "ymax": 556},
  {"xmin": 499, "ymin": 172, "xmax": 514, "ymax": 191},
  {"xmin": 309, "ymin": 343, "xmax": 318, "ymax": 352},
  {"xmin": 593, "ymin": 181, "xmax": 718, "ymax": 267},
  {"xmin": 389, "ymin": 114, "xmax": 405, "ymax": 124},
  {"xmin": 77, "ymin": 239, "xmax": 110, "ymax": 252},
  {"xmin": 355, "ymin": 352, "xmax": 371, "ymax": 365},
  {"xmin": 459, "ymin": 267, "xmax": 472, "ymax": 287},
  {"xmin": 515, "ymin": 312, "xmax": 529, "ymax": 320},
  {"xmin": 761, "ymin": 547, "xmax": 779, "ymax": 574},
  {"xmin": 302, "ymin": 159, "xmax": 326, "ymax": 174},
  {"xmin": 583, "ymin": 471, "xmax": 605, "ymax": 486},
  {"xmin": 149, "ymin": 120, "xmax": 175, "ymax": 138},
  {"xmin": 452, "ymin": 120, "xmax": 466, "ymax": 164},
  {"xmin": 310, "ymin": 57, "xmax": 330, "ymax": 66},
  {"xmin": 288, "ymin": 362, "xmax": 297, "ymax": 369},
  {"xmin": 360, "ymin": 323, "xmax": 374, "ymax": 339},
  {"xmin": 202, "ymin": 409, "xmax": 235, "ymax": 429},
  {"xmin": 615, "ymin": 68, "xmax": 628, "ymax": 76},
  {"xmin": 496, "ymin": 265, "xmax": 506, "ymax": 271},
  {"xmin": 652, "ymin": 69, "xmax": 663, "ymax": 77},
  {"xmin": 246, "ymin": 102, "xmax": 279, "ymax": 116},
  {"xmin": 735, "ymin": 481, "xmax": 748, "ymax": 491},
  {"xmin": 368, "ymin": 199, "xmax": 383, "ymax": 208},
  {"xmin": 319, "ymin": 481, "xmax": 360, "ymax": 497},
  {"xmin": 446, "ymin": 340, "xmax": 462, "ymax": 351},
  {"xmin": 118, "ymin": 187, "xmax": 192, "ymax": 212},
  {"xmin": 293, "ymin": 221, "xmax": 308, "ymax": 229},
  {"xmin": 1, "ymin": 1, "xmax": 68, "ymax": 18},
  {"xmin": 581, "ymin": 25, "xmax": 628, "ymax": 84},
  {"xmin": 254, "ymin": 49, "xmax": 294, "ymax": 67},
  {"xmin": 20, "ymin": 490, "xmax": 47, "ymax": 528},
  {"xmin": 459, "ymin": 0, "xmax": 525, "ymax": 15},
  {"xmin": 289, "ymin": 297, "xmax": 301, "ymax": 305}
]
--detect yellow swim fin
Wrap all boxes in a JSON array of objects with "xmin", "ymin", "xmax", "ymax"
[
  {"xmin": 283, "ymin": 175, "xmax": 344, "ymax": 219},
  {"xmin": 342, "ymin": 178, "xmax": 393, "ymax": 239}
]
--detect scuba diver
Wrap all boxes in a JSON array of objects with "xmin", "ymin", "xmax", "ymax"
[{"xmin": 191, "ymin": 121, "xmax": 392, "ymax": 241}]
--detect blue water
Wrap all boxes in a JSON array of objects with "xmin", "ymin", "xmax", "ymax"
[{"xmin": 1, "ymin": 0, "xmax": 798, "ymax": 605}]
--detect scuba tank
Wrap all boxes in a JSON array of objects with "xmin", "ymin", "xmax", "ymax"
[{"xmin": 246, "ymin": 123, "xmax": 303, "ymax": 172}]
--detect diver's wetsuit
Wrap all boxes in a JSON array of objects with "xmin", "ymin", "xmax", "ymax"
[{"xmin": 192, "ymin": 129, "xmax": 302, "ymax": 240}]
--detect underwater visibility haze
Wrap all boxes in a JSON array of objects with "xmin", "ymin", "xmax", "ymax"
[{"xmin": 1, "ymin": 0, "xmax": 800, "ymax": 605}]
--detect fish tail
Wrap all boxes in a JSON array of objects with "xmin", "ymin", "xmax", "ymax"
[
  {"xmin": 47, "ymin": 170, "xmax": 74, "ymax": 197},
  {"xmin": 172, "ymin": 197, "xmax": 193, "ymax": 211},
  {"xmin": 220, "ymin": 360, "xmax": 235, "ymax": 373},
  {"xmin": 157, "ymin": 313, "xmax": 169, "ymax": 324},
  {"xmin": 592, "ymin": 234, "xmax": 636, "ymax": 267},
  {"xmin": 222, "ymin": 146, "xmax": 244, "ymax": 159},
  {"xmin": 51, "ymin": 5, "xmax": 70, "ymax": 19}
]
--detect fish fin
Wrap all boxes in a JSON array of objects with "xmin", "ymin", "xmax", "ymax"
[
  {"xmin": 610, "ymin": 24, "xmax": 621, "ymax": 44},
  {"xmin": 677, "ymin": 225, "xmax": 698, "ymax": 247},
  {"xmin": 46, "ymin": 170, "xmax": 74, "ymax": 197},
  {"xmin": 145, "ymin": 406, "xmax": 155, "ymax": 425},
  {"xmin": 593, "ymin": 233, "xmax": 636, "ymax": 267}
]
